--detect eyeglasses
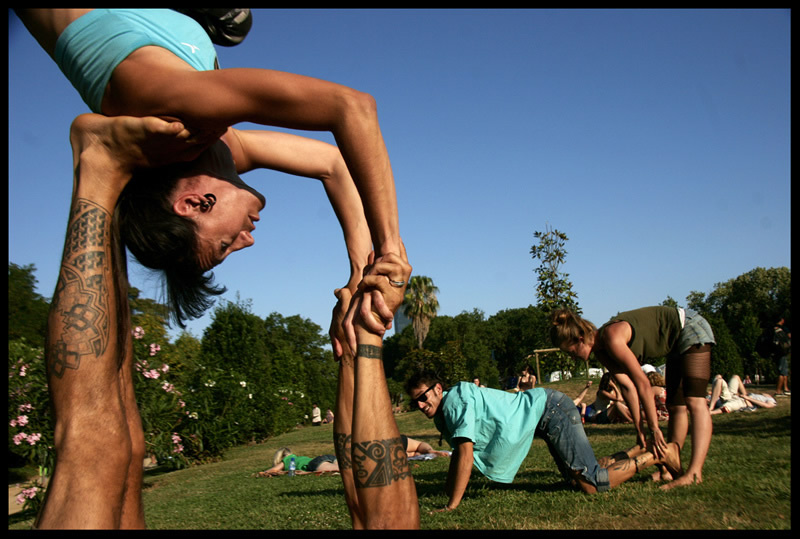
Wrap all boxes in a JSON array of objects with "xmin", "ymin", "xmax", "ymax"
[{"xmin": 410, "ymin": 383, "xmax": 438, "ymax": 409}]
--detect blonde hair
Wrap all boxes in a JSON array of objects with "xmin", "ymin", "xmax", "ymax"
[
  {"xmin": 273, "ymin": 447, "xmax": 292, "ymax": 467},
  {"xmin": 647, "ymin": 372, "xmax": 666, "ymax": 387},
  {"xmin": 549, "ymin": 309, "xmax": 597, "ymax": 348}
]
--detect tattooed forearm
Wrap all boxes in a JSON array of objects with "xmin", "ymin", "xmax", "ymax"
[
  {"xmin": 356, "ymin": 345, "xmax": 382, "ymax": 360},
  {"xmin": 334, "ymin": 432, "xmax": 353, "ymax": 471},
  {"xmin": 352, "ymin": 437, "xmax": 411, "ymax": 488},
  {"xmin": 47, "ymin": 199, "xmax": 111, "ymax": 378}
]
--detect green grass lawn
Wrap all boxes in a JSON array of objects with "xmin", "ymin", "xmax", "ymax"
[{"xmin": 9, "ymin": 379, "xmax": 791, "ymax": 530}]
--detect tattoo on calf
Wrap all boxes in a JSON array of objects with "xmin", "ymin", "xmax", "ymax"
[
  {"xmin": 353, "ymin": 437, "xmax": 411, "ymax": 488},
  {"xmin": 47, "ymin": 199, "xmax": 111, "ymax": 379},
  {"xmin": 356, "ymin": 344, "xmax": 382, "ymax": 360},
  {"xmin": 334, "ymin": 432, "xmax": 352, "ymax": 471}
]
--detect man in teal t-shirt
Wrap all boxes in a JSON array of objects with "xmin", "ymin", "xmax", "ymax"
[
  {"xmin": 432, "ymin": 380, "xmax": 546, "ymax": 483},
  {"xmin": 406, "ymin": 372, "xmax": 682, "ymax": 512}
]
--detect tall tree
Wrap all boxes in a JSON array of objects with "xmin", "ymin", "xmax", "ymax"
[
  {"xmin": 403, "ymin": 275, "xmax": 440, "ymax": 349},
  {"xmin": 530, "ymin": 225, "xmax": 580, "ymax": 313}
]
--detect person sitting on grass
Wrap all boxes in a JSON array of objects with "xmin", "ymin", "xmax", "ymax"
[
  {"xmin": 709, "ymin": 374, "xmax": 777, "ymax": 414},
  {"xmin": 583, "ymin": 373, "xmax": 633, "ymax": 425}
]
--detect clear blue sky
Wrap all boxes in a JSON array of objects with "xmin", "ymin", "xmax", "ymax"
[{"xmin": 8, "ymin": 9, "xmax": 791, "ymax": 342}]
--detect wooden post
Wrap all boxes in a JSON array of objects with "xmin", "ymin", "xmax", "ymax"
[{"xmin": 532, "ymin": 348, "xmax": 560, "ymax": 384}]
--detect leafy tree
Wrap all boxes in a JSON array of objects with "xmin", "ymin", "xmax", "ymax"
[
  {"xmin": 530, "ymin": 225, "xmax": 580, "ymax": 314},
  {"xmin": 704, "ymin": 267, "xmax": 791, "ymax": 361},
  {"xmin": 703, "ymin": 312, "xmax": 744, "ymax": 378},
  {"xmin": 424, "ymin": 309, "xmax": 499, "ymax": 387},
  {"xmin": 403, "ymin": 275, "xmax": 440, "ymax": 349},
  {"xmin": 8, "ymin": 263, "xmax": 49, "ymax": 348},
  {"xmin": 393, "ymin": 342, "xmax": 468, "ymax": 390}
]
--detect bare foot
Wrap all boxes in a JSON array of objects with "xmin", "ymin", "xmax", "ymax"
[
  {"xmin": 660, "ymin": 471, "xmax": 701, "ymax": 491},
  {"xmin": 650, "ymin": 464, "xmax": 673, "ymax": 482},
  {"xmin": 660, "ymin": 442, "xmax": 683, "ymax": 480},
  {"xmin": 70, "ymin": 113, "xmax": 220, "ymax": 172}
]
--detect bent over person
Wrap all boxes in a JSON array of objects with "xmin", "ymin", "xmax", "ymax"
[
  {"xmin": 405, "ymin": 372, "xmax": 682, "ymax": 512},
  {"xmin": 550, "ymin": 307, "xmax": 715, "ymax": 490},
  {"xmin": 15, "ymin": 8, "xmax": 406, "ymax": 344},
  {"xmin": 35, "ymin": 113, "xmax": 418, "ymax": 529}
]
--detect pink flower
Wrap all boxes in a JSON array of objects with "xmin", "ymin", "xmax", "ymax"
[
  {"xmin": 172, "ymin": 444, "xmax": 184, "ymax": 454},
  {"xmin": 15, "ymin": 486, "xmax": 39, "ymax": 505},
  {"xmin": 13, "ymin": 415, "xmax": 29, "ymax": 427},
  {"xmin": 27, "ymin": 433, "xmax": 42, "ymax": 445},
  {"xmin": 19, "ymin": 365, "xmax": 27, "ymax": 377},
  {"xmin": 18, "ymin": 403, "xmax": 33, "ymax": 413},
  {"xmin": 133, "ymin": 326, "xmax": 145, "ymax": 339},
  {"xmin": 171, "ymin": 433, "xmax": 182, "ymax": 444},
  {"xmin": 13, "ymin": 432, "xmax": 28, "ymax": 445},
  {"xmin": 161, "ymin": 364, "xmax": 170, "ymax": 373},
  {"xmin": 162, "ymin": 382, "xmax": 175, "ymax": 393},
  {"xmin": 149, "ymin": 343, "xmax": 161, "ymax": 356},
  {"xmin": 143, "ymin": 369, "xmax": 161, "ymax": 379}
]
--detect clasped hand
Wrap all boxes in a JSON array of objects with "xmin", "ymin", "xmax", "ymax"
[{"xmin": 330, "ymin": 243, "xmax": 411, "ymax": 359}]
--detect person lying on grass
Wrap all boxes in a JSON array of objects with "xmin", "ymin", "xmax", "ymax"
[
  {"xmin": 257, "ymin": 435, "xmax": 450, "ymax": 476},
  {"xmin": 405, "ymin": 371, "xmax": 683, "ymax": 513}
]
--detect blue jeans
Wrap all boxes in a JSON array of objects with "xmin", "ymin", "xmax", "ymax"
[{"xmin": 535, "ymin": 389, "xmax": 609, "ymax": 492}]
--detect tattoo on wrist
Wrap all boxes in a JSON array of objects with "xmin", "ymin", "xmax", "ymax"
[
  {"xmin": 356, "ymin": 344, "xmax": 382, "ymax": 360},
  {"xmin": 47, "ymin": 199, "xmax": 111, "ymax": 379},
  {"xmin": 353, "ymin": 437, "xmax": 411, "ymax": 488}
]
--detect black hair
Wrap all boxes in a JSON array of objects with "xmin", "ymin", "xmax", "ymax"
[
  {"xmin": 405, "ymin": 370, "xmax": 444, "ymax": 396},
  {"xmin": 117, "ymin": 167, "xmax": 225, "ymax": 328}
]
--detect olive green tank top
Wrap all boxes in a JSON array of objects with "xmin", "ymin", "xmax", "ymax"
[{"xmin": 599, "ymin": 306, "xmax": 682, "ymax": 363}]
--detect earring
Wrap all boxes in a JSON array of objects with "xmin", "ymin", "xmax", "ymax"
[{"xmin": 200, "ymin": 193, "xmax": 217, "ymax": 211}]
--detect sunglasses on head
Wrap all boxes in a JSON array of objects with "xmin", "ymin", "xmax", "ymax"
[{"xmin": 410, "ymin": 383, "xmax": 438, "ymax": 409}]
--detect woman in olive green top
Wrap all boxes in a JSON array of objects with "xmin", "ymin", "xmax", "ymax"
[{"xmin": 550, "ymin": 306, "xmax": 715, "ymax": 491}]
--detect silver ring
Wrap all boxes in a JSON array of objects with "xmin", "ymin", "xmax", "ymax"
[{"xmin": 389, "ymin": 279, "xmax": 406, "ymax": 288}]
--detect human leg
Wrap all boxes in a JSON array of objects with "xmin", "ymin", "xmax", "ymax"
[
  {"xmin": 600, "ymin": 442, "xmax": 682, "ymax": 490},
  {"xmin": 333, "ymin": 349, "xmax": 365, "ymax": 528},
  {"xmin": 351, "ymin": 339, "xmax": 419, "ymax": 529},
  {"xmin": 118, "ymin": 345, "xmax": 146, "ymax": 529},
  {"xmin": 572, "ymin": 381, "xmax": 593, "ymax": 406},
  {"xmin": 662, "ymin": 344, "xmax": 713, "ymax": 491},
  {"xmin": 36, "ymin": 118, "xmax": 137, "ymax": 529},
  {"xmin": 535, "ymin": 390, "xmax": 610, "ymax": 493},
  {"xmin": 35, "ymin": 114, "xmax": 214, "ymax": 529}
]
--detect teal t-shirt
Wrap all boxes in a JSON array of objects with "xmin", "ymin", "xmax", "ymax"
[
  {"xmin": 433, "ymin": 382, "xmax": 547, "ymax": 483},
  {"xmin": 283, "ymin": 454, "xmax": 313, "ymax": 471}
]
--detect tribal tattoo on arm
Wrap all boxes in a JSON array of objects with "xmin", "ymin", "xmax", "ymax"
[{"xmin": 47, "ymin": 199, "xmax": 112, "ymax": 378}]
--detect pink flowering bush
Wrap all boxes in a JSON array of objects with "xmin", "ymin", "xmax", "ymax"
[
  {"xmin": 8, "ymin": 340, "xmax": 52, "ymax": 513},
  {"xmin": 131, "ymin": 330, "xmax": 199, "ymax": 470}
]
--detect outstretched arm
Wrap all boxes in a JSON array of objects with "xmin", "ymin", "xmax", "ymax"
[
  {"xmin": 602, "ymin": 323, "xmax": 668, "ymax": 459},
  {"xmin": 440, "ymin": 439, "xmax": 473, "ymax": 512}
]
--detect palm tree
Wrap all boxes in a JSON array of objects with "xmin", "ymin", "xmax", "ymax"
[{"xmin": 403, "ymin": 275, "xmax": 440, "ymax": 349}]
